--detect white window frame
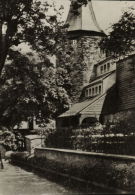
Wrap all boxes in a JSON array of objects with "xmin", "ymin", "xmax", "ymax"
[{"xmin": 85, "ymin": 84, "xmax": 102, "ymax": 98}]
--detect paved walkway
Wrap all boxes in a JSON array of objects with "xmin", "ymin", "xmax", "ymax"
[{"xmin": 0, "ymin": 161, "xmax": 82, "ymax": 195}]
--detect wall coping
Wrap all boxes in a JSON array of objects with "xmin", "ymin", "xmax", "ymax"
[{"xmin": 35, "ymin": 147, "xmax": 135, "ymax": 162}]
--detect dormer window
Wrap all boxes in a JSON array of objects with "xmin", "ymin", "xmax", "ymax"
[
  {"xmin": 85, "ymin": 84, "xmax": 102, "ymax": 98},
  {"xmin": 99, "ymin": 62, "xmax": 112, "ymax": 76}
]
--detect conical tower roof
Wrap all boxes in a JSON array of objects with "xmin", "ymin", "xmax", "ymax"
[{"xmin": 66, "ymin": 0, "xmax": 105, "ymax": 39}]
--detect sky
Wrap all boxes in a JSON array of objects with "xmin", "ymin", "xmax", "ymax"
[
  {"xmin": 54, "ymin": 0, "xmax": 135, "ymax": 33},
  {"xmin": 20, "ymin": 0, "xmax": 135, "ymax": 54}
]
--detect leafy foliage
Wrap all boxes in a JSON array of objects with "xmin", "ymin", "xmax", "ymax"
[
  {"xmin": 0, "ymin": 50, "xmax": 70, "ymax": 128},
  {"xmin": 0, "ymin": 129, "xmax": 24, "ymax": 151},
  {"xmin": 0, "ymin": 0, "xmax": 32, "ymax": 73},
  {"xmin": 0, "ymin": 0, "xmax": 75, "ymax": 128},
  {"xmin": 100, "ymin": 8, "xmax": 135, "ymax": 56},
  {"xmin": 0, "ymin": 0, "xmax": 96, "ymax": 129},
  {"xmin": 0, "ymin": 0, "xmax": 66, "ymax": 74}
]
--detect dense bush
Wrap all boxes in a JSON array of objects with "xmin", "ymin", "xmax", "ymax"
[
  {"xmin": 0, "ymin": 130, "xmax": 24, "ymax": 151},
  {"xmin": 43, "ymin": 121, "xmax": 135, "ymax": 155}
]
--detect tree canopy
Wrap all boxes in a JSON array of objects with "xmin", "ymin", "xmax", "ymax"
[
  {"xmin": 0, "ymin": 0, "xmax": 74, "ymax": 129},
  {"xmin": 0, "ymin": 50, "xmax": 70, "ymax": 129},
  {"xmin": 0, "ymin": 0, "xmax": 66, "ymax": 75},
  {"xmin": 100, "ymin": 8, "xmax": 135, "ymax": 56}
]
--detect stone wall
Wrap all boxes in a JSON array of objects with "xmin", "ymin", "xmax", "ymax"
[{"xmin": 34, "ymin": 147, "xmax": 135, "ymax": 192}]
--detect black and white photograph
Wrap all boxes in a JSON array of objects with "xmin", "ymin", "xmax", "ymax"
[{"xmin": 0, "ymin": 0, "xmax": 135, "ymax": 194}]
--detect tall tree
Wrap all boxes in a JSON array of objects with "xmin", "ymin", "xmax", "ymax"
[
  {"xmin": 0, "ymin": 0, "xmax": 90, "ymax": 129},
  {"xmin": 100, "ymin": 8, "xmax": 135, "ymax": 56},
  {"xmin": 0, "ymin": 0, "xmax": 65, "ymax": 75},
  {"xmin": 0, "ymin": 0, "xmax": 33, "ymax": 74},
  {"xmin": 0, "ymin": 50, "xmax": 70, "ymax": 129}
]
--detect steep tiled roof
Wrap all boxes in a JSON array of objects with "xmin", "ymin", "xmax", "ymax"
[
  {"xmin": 66, "ymin": 1, "xmax": 105, "ymax": 37},
  {"xmin": 81, "ymin": 93, "xmax": 107, "ymax": 115},
  {"xmin": 58, "ymin": 93, "xmax": 106, "ymax": 118},
  {"xmin": 58, "ymin": 84, "xmax": 118, "ymax": 118}
]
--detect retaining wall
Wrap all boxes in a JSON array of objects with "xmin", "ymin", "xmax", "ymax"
[{"xmin": 34, "ymin": 147, "xmax": 135, "ymax": 193}]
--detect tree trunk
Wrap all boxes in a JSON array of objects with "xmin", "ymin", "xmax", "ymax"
[
  {"xmin": 0, "ymin": 22, "xmax": 9, "ymax": 77},
  {"xmin": 0, "ymin": 35, "xmax": 9, "ymax": 76}
]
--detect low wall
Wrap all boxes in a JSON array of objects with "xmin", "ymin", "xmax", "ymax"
[{"xmin": 34, "ymin": 147, "xmax": 135, "ymax": 193}]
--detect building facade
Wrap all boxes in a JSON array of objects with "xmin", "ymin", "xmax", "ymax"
[
  {"xmin": 104, "ymin": 54, "xmax": 135, "ymax": 124},
  {"xmin": 66, "ymin": 0, "xmax": 105, "ymax": 103},
  {"xmin": 56, "ymin": 1, "xmax": 135, "ymax": 130}
]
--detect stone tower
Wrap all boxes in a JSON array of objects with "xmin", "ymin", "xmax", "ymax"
[{"xmin": 66, "ymin": 0, "xmax": 105, "ymax": 103}]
